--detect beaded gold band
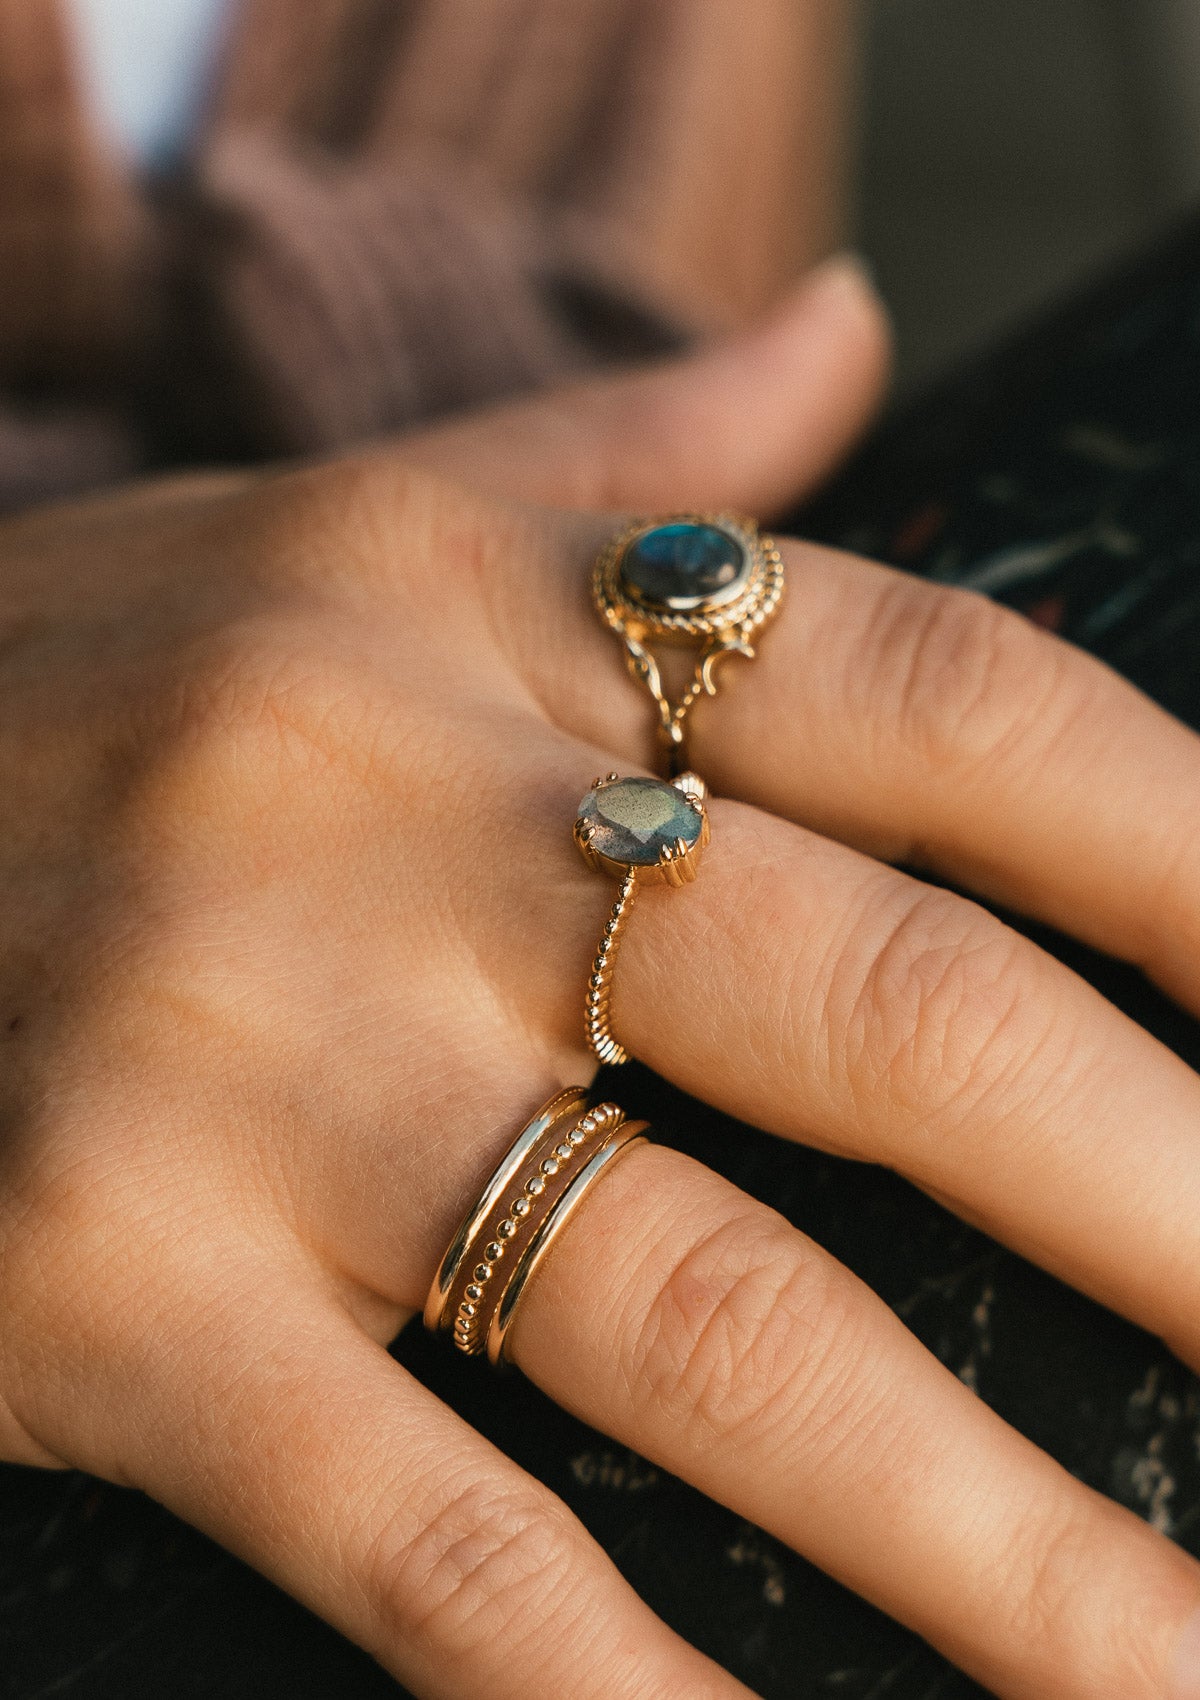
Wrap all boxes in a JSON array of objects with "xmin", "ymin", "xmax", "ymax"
[
  {"xmin": 488, "ymin": 1118, "xmax": 647, "ymax": 1363},
  {"xmin": 583, "ymin": 865, "xmax": 639, "ymax": 1066},
  {"xmin": 575, "ymin": 771, "xmax": 709, "ymax": 1066},
  {"xmin": 424, "ymin": 1089, "xmax": 649, "ymax": 1365},
  {"xmin": 423, "ymin": 1088, "xmax": 586, "ymax": 1349}
]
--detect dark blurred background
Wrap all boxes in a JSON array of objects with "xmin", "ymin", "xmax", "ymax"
[
  {"xmin": 858, "ymin": 0, "xmax": 1200, "ymax": 390},
  {"xmin": 71, "ymin": 0, "xmax": 1200, "ymax": 399}
]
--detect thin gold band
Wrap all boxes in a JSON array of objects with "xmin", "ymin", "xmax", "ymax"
[
  {"xmin": 424, "ymin": 1090, "xmax": 643, "ymax": 1361},
  {"xmin": 422, "ymin": 1087, "xmax": 587, "ymax": 1339},
  {"xmin": 487, "ymin": 1120, "xmax": 648, "ymax": 1364},
  {"xmin": 444, "ymin": 1098, "xmax": 624, "ymax": 1355}
]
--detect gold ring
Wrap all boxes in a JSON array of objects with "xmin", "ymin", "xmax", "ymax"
[
  {"xmin": 574, "ymin": 771, "xmax": 709, "ymax": 1065},
  {"xmin": 424, "ymin": 1089, "xmax": 649, "ymax": 1365},
  {"xmin": 592, "ymin": 513, "xmax": 784, "ymax": 775}
]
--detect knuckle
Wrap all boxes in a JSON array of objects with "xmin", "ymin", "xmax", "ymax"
[
  {"xmin": 836, "ymin": 886, "xmax": 1036, "ymax": 1133},
  {"xmin": 629, "ymin": 1208, "xmax": 865, "ymax": 1450},
  {"xmin": 245, "ymin": 456, "xmax": 410, "ymax": 583},
  {"xmin": 999, "ymin": 1509, "xmax": 1096, "ymax": 1645},
  {"xmin": 867, "ymin": 577, "xmax": 1071, "ymax": 777},
  {"xmin": 997, "ymin": 1507, "xmax": 1166, "ymax": 1692},
  {"xmin": 252, "ymin": 454, "xmax": 512, "ymax": 612},
  {"xmin": 129, "ymin": 622, "xmax": 383, "ymax": 825},
  {"xmin": 373, "ymin": 1478, "xmax": 577, "ymax": 1651}
]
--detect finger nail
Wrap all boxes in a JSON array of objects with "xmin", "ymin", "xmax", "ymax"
[
  {"xmin": 797, "ymin": 250, "xmax": 881, "ymax": 312},
  {"xmin": 1171, "ymin": 1606, "xmax": 1200, "ymax": 1699},
  {"xmin": 710, "ymin": 251, "xmax": 883, "ymax": 366}
]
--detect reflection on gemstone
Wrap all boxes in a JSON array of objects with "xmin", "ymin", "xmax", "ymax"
[
  {"xmin": 621, "ymin": 521, "xmax": 747, "ymax": 607},
  {"xmin": 578, "ymin": 777, "xmax": 702, "ymax": 865}
]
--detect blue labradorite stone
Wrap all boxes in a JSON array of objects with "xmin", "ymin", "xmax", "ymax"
[
  {"xmin": 578, "ymin": 778, "xmax": 702, "ymax": 866},
  {"xmin": 621, "ymin": 522, "xmax": 747, "ymax": 607}
]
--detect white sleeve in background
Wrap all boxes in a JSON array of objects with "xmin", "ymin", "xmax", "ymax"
[{"xmin": 68, "ymin": 0, "xmax": 232, "ymax": 168}]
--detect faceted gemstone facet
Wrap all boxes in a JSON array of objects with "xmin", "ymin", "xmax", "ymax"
[
  {"xmin": 578, "ymin": 777, "xmax": 702, "ymax": 866},
  {"xmin": 620, "ymin": 521, "xmax": 747, "ymax": 608}
]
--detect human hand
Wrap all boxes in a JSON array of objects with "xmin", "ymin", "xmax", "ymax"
[{"xmin": 2, "ymin": 258, "xmax": 1200, "ymax": 1700}]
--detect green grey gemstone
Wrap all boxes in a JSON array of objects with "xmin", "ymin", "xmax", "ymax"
[
  {"xmin": 620, "ymin": 521, "xmax": 748, "ymax": 608},
  {"xmin": 578, "ymin": 777, "xmax": 702, "ymax": 866}
]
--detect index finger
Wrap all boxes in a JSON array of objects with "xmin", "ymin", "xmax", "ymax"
[
  {"xmin": 390, "ymin": 262, "xmax": 889, "ymax": 514},
  {"xmin": 119, "ymin": 1258, "xmax": 760, "ymax": 1700}
]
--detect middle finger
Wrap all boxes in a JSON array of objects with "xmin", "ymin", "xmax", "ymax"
[{"xmin": 537, "ymin": 521, "xmax": 1200, "ymax": 1014}]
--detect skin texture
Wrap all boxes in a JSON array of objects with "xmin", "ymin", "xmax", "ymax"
[{"xmin": 3, "ymin": 258, "xmax": 1200, "ymax": 1699}]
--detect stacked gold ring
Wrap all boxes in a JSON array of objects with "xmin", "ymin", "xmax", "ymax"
[
  {"xmin": 424, "ymin": 1089, "xmax": 649, "ymax": 1365},
  {"xmin": 426, "ymin": 515, "xmax": 776, "ymax": 1366}
]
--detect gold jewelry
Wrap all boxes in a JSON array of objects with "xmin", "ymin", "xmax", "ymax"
[
  {"xmin": 593, "ymin": 514, "xmax": 784, "ymax": 774},
  {"xmin": 574, "ymin": 771, "xmax": 709, "ymax": 1065},
  {"xmin": 488, "ymin": 1117, "xmax": 647, "ymax": 1364},
  {"xmin": 424, "ymin": 1087, "xmax": 586, "ymax": 1347},
  {"xmin": 424, "ymin": 1089, "xmax": 649, "ymax": 1365}
]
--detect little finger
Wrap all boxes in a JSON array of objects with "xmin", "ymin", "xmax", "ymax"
[{"xmin": 510, "ymin": 1142, "xmax": 1200, "ymax": 1700}]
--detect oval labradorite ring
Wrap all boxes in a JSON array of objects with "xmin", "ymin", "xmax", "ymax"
[
  {"xmin": 592, "ymin": 513, "xmax": 785, "ymax": 774},
  {"xmin": 574, "ymin": 771, "xmax": 710, "ymax": 1065}
]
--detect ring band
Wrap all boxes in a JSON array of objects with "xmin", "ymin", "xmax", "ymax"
[
  {"xmin": 424, "ymin": 1089, "xmax": 649, "ymax": 1365},
  {"xmin": 488, "ymin": 1118, "xmax": 647, "ymax": 1363},
  {"xmin": 592, "ymin": 513, "xmax": 784, "ymax": 774},
  {"xmin": 575, "ymin": 771, "xmax": 709, "ymax": 1065},
  {"xmin": 423, "ymin": 1087, "xmax": 587, "ymax": 1344}
]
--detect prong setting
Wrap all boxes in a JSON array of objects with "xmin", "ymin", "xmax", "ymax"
[{"xmin": 574, "ymin": 772, "xmax": 709, "ymax": 1061}]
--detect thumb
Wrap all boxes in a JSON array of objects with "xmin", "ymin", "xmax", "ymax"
[{"xmin": 395, "ymin": 253, "xmax": 891, "ymax": 516}]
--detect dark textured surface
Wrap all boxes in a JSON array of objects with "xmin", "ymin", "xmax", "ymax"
[{"xmin": 9, "ymin": 215, "xmax": 1200, "ymax": 1696}]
